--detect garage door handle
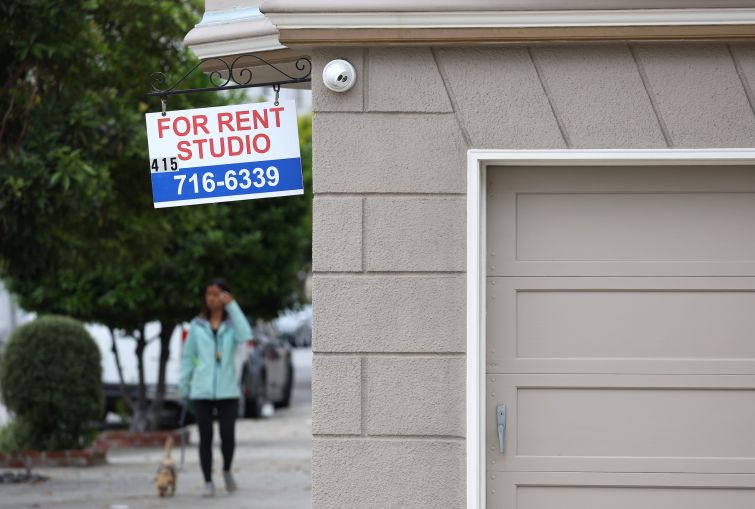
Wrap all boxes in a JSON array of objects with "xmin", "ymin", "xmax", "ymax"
[{"xmin": 496, "ymin": 404, "xmax": 506, "ymax": 453}]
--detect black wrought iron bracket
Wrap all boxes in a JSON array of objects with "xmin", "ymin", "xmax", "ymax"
[{"xmin": 148, "ymin": 54, "xmax": 311, "ymax": 111}]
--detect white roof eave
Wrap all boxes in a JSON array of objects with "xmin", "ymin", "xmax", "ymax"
[
  {"xmin": 183, "ymin": 1, "xmax": 755, "ymax": 59},
  {"xmin": 184, "ymin": 6, "xmax": 288, "ymax": 60},
  {"xmin": 258, "ymin": 1, "xmax": 755, "ymax": 29}
]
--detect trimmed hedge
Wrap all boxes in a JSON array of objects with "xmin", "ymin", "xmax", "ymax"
[{"xmin": 0, "ymin": 316, "xmax": 103, "ymax": 451}]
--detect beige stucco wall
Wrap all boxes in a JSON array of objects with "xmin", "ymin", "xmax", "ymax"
[{"xmin": 310, "ymin": 43, "xmax": 755, "ymax": 508}]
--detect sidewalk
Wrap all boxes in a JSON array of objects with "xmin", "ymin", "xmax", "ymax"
[{"xmin": 0, "ymin": 349, "xmax": 312, "ymax": 509}]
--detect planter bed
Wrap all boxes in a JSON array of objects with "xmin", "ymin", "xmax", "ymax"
[
  {"xmin": 0, "ymin": 447, "xmax": 107, "ymax": 468},
  {"xmin": 95, "ymin": 428, "xmax": 189, "ymax": 449}
]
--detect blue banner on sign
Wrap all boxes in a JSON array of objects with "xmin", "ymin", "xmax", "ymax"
[{"xmin": 151, "ymin": 157, "xmax": 303, "ymax": 206}]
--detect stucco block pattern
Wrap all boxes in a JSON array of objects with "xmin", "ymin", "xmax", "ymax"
[
  {"xmin": 435, "ymin": 47, "xmax": 566, "ymax": 148},
  {"xmin": 367, "ymin": 48, "xmax": 453, "ymax": 112},
  {"xmin": 312, "ymin": 113, "xmax": 466, "ymax": 193},
  {"xmin": 633, "ymin": 43, "xmax": 755, "ymax": 147},
  {"xmin": 730, "ymin": 43, "xmax": 755, "ymax": 106},
  {"xmin": 531, "ymin": 45, "xmax": 667, "ymax": 148},
  {"xmin": 312, "ymin": 275, "xmax": 465, "ymax": 353},
  {"xmin": 312, "ymin": 355, "xmax": 362, "ymax": 435},
  {"xmin": 311, "ymin": 43, "xmax": 755, "ymax": 508},
  {"xmin": 312, "ymin": 196, "xmax": 362, "ymax": 272},
  {"xmin": 364, "ymin": 196, "xmax": 465, "ymax": 272},
  {"xmin": 365, "ymin": 356, "xmax": 465, "ymax": 437},
  {"xmin": 312, "ymin": 48, "xmax": 364, "ymax": 112},
  {"xmin": 312, "ymin": 438, "xmax": 465, "ymax": 509}
]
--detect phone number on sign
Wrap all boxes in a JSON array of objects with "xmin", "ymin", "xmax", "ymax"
[{"xmin": 173, "ymin": 166, "xmax": 280, "ymax": 195}]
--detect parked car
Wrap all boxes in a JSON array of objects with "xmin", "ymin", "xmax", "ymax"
[
  {"xmin": 238, "ymin": 320, "xmax": 294, "ymax": 418},
  {"xmin": 98, "ymin": 323, "xmax": 187, "ymax": 429},
  {"xmin": 100, "ymin": 319, "xmax": 294, "ymax": 428},
  {"xmin": 274, "ymin": 305, "xmax": 312, "ymax": 347},
  {"xmin": 102, "ymin": 382, "xmax": 188, "ymax": 429}
]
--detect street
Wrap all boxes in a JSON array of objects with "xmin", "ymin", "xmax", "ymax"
[{"xmin": 0, "ymin": 349, "xmax": 312, "ymax": 509}]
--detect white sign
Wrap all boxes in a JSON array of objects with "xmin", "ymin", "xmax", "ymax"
[{"xmin": 145, "ymin": 101, "xmax": 303, "ymax": 208}]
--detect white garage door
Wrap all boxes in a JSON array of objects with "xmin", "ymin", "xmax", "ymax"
[{"xmin": 485, "ymin": 164, "xmax": 755, "ymax": 508}]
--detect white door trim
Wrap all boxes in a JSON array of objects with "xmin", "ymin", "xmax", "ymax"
[{"xmin": 465, "ymin": 148, "xmax": 755, "ymax": 509}]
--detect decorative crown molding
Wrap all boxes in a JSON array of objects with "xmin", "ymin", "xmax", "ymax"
[{"xmin": 184, "ymin": 5, "xmax": 286, "ymax": 59}]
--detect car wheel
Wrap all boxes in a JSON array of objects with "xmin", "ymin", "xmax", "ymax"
[
  {"xmin": 242, "ymin": 371, "xmax": 267, "ymax": 418},
  {"xmin": 237, "ymin": 390, "xmax": 247, "ymax": 418},
  {"xmin": 239, "ymin": 369, "xmax": 259, "ymax": 419},
  {"xmin": 159, "ymin": 403, "xmax": 183, "ymax": 430},
  {"xmin": 276, "ymin": 362, "xmax": 294, "ymax": 409}
]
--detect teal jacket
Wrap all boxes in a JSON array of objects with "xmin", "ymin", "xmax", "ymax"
[{"xmin": 179, "ymin": 300, "xmax": 253, "ymax": 400}]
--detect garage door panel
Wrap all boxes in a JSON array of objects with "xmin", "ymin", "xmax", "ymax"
[
  {"xmin": 487, "ymin": 277, "xmax": 755, "ymax": 374},
  {"xmin": 515, "ymin": 192, "xmax": 755, "ymax": 262},
  {"xmin": 489, "ymin": 473, "xmax": 755, "ymax": 508},
  {"xmin": 487, "ymin": 165, "xmax": 755, "ymax": 277},
  {"xmin": 518, "ymin": 290, "xmax": 755, "ymax": 358},
  {"xmin": 489, "ymin": 457, "xmax": 755, "ymax": 475},
  {"xmin": 487, "ymin": 165, "xmax": 755, "ymax": 195},
  {"xmin": 489, "ymin": 473, "xmax": 755, "ymax": 509},
  {"xmin": 495, "ymin": 260, "xmax": 755, "ymax": 277},
  {"xmin": 494, "ymin": 358, "xmax": 755, "ymax": 375},
  {"xmin": 514, "ymin": 486, "xmax": 755, "ymax": 509},
  {"xmin": 486, "ymin": 375, "xmax": 755, "ymax": 474},
  {"xmin": 518, "ymin": 387, "xmax": 755, "ymax": 457}
]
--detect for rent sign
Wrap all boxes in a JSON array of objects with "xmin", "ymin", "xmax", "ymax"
[{"xmin": 145, "ymin": 101, "xmax": 303, "ymax": 208}]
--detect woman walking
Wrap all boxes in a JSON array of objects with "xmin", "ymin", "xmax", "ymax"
[{"xmin": 179, "ymin": 278, "xmax": 253, "ymax": 497}]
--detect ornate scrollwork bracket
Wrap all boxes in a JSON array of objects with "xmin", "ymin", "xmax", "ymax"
[{"xmin": 148, "ymin": 54, "xmax": 311, "ymax": 112}]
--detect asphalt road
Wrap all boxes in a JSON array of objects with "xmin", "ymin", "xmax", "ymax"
[{"xmin": 0, "ymin": 349, "xmax": 313, "ymax": 509}]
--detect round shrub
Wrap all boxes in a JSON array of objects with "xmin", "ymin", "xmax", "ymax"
[
  {"xmin": 0, "ymin": 421, "xmax": 21, "ymax": 454},
  {"xmin": 0, "ymin": 316, "xmax": 103, "ymax": 451},
  {"xmin": 0, "ymin": 417, "xmax": 32, "ymax": 454}
]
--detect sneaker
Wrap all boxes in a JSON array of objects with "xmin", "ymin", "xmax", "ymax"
[
  {"xmin": 223, "ymin": 470, "xmax": 238, "ymax": 492},
  {"xmin": 202, "ymin": 481, "xmax": 215, "ymax": 497}
]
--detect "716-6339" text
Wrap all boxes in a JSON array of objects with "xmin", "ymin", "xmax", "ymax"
[{"xmin": 173, "ymin": 166, "xmax": 279, "ymax": 195}]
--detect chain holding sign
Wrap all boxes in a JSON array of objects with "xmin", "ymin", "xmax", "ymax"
[{"xmin": 145, "ymin": 101, "xmax": 303, "ymax": 208}]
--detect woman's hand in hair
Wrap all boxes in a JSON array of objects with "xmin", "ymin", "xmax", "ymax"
[{"xmin": 220, "ymin": 291, "xmax": 234, "ymax": 305}]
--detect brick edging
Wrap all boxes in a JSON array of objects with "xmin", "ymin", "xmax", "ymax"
[
  {"xmin": 95, "ymin": 428, "xmax": 190, "ymax": 449},
  {"xmin": 0, "ymin": 448, "xmax": 107, "ymax": 468},
  {"xmin": 0, "ymin": 429, "xmax": 189, "ymax": 468}
]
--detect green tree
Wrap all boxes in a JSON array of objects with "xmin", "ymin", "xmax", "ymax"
[{"xmin": 0, "ymin": 1, "xmax": 312, "ymax": 430}]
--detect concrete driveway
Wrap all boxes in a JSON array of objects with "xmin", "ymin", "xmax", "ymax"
[{"xmin": 0, "ymin": 349, "xmax": 312, "ymax": 509}]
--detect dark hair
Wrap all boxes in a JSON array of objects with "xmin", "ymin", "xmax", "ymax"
[{"xmin": 199, "ymin": 278, "xmax": 232, "ymax": 320}]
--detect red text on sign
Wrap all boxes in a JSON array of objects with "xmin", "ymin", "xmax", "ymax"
[{"xmin": 176, "ymin": 134, "xmax": 271, "ymax": 161}]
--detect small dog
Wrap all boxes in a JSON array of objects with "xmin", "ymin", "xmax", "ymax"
[{"xmin": 154, "ymin": 436, "xmax": 177, "ymax": 497}]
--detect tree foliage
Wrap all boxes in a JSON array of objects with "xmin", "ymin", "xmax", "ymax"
[{"xmin": 0, "ymin": 0, "xmax": 313, "ymax": 430}]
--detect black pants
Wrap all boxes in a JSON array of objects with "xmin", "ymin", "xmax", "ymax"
[{"xmin": 192, "ymin": 398, "xmax": 238, "ymax": 482}]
